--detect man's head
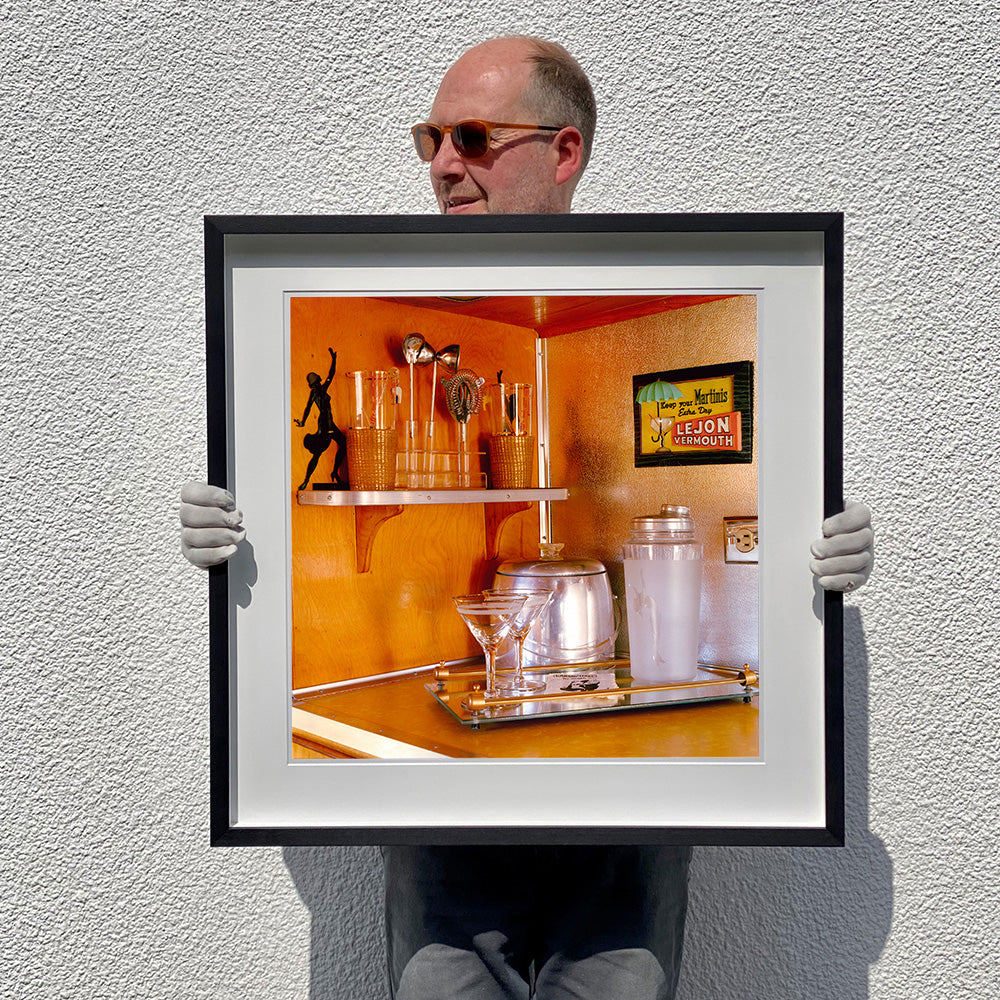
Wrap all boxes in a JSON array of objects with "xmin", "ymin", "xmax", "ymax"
[{"xmin": 418, "ymin": 36, "xmax": 596, "ymax": 215}]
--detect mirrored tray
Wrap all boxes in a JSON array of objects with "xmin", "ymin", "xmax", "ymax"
[{"xmin": 426, "ymin": 660, "xmax": 758, "ymax": 728}]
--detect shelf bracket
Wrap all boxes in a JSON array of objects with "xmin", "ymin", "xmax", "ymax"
[
  {"xmin": 484, "ymin": 501, "xmax": 532, "ymax": 562},
  {"xmin": 355, "ymin": 504, "xmax": 404, "ymax": 573}
]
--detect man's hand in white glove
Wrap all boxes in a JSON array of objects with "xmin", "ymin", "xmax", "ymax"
[
  {"xmin": 810, "ymin": 501, "xmax": 873, "ymax": 592},
  {"xmin": 179, "ymin": 482, "xmax": 245, "ymax": 568}
]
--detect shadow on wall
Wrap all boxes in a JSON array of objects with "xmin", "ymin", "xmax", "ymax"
[
  {"xmin": 282, "ymin": 845, "xmax": 387, "ymax": 1000},
  {"xmin": 677, "ymin": 607, "xmax": 893, "ymax": 999}
]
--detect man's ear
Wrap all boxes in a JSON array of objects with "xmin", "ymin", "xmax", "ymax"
[{"xmin": 553, "ymin": 127, "xmax": 584, "ymax": 186}]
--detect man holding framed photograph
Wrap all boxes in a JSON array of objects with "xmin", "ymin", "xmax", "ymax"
[{"xmin": 181, "ymin": 35, "xmax": 873, "ymax": 1000}]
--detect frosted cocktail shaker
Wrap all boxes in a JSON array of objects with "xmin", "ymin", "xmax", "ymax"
[{"xmin": 622, "ymin": 504, "xmax": 703, "ymax": 683}]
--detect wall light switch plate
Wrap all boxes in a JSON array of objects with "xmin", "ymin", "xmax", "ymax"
[{"xmin": 724, "ymin": 517, "xmax": 758, "ymax": 563}]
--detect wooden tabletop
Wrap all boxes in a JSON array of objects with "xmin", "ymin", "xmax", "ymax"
[{"xmin": 293, "ymin": 668, "xmax": 758, "ymax": 759}]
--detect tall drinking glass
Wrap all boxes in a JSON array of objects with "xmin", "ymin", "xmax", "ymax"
[
  {"xmin": 484, "ymin": 381, "xmax": 535, "ymax": 488},
  {"xmin": 452, "ymin": 593, "xmax": 527, "ymax": 699},
  {"xmin": 485, "ymin": 588, "xmax": 552, "ymax": 694},
  {"xmin": 344, "ymin": 368, "xmax": 399, "ymax": 490}
]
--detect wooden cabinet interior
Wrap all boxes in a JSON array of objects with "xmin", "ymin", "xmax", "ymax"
[{"xmin": 289, "ymin": 293, "xmax": 757, "ymax": 692}]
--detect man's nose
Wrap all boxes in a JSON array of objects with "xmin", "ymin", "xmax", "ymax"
[{"xmin": 430, "ymin": 132, "xmax": 466, "ymax": 182}]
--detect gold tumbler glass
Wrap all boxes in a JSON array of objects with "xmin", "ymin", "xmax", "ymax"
[
  {"xmin": 484, "ymin": 382, "xmax": 534, "ymax": 489},
  {"xmin": 345, "ymin": 369, "xmax": 399, "ymax": 491},
  {"xmin": 487, "ymin": 434, "xmax": 536, "ymax": 489},
  {"xmin": 346, "ymin": 427, "xmax": 398, "ymax": 490}
]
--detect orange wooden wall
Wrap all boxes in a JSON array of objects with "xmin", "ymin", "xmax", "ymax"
[{"xmin": 290, "ymin": 297, "xmax": 539, "ymax": 688}]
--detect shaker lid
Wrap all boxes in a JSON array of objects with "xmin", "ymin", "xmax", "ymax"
[
  {"xmin": 630, "ymin": 504, "xmax": 695, "ymax": 534},
  {"xmin": 495, "ymin": 558, "xmax": 608, "ymax": 578}
]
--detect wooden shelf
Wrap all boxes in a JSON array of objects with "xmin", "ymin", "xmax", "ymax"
[
  {"xmin": 297, "ymin": 487, "xmax": 568, "ymax": 506},
  {"xmin": 296, "ymin": 488, "xmax": 569, "ymax": 573}
]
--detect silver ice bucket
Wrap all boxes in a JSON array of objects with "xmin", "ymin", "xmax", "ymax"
[{"xmin": 491, "ymin": 558, "xmax": 618, "ymax": 670}]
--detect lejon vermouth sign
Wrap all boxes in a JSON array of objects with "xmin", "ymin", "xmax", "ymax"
[{"xmin": 633, "ymin": 361, "xmax": 754, "ymax": 467}]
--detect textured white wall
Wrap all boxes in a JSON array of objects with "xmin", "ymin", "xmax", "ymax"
[{"xmin": 2, "ymin": 1, "xmax": 996, "ymax": 997}]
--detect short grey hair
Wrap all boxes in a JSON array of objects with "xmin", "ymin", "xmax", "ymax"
[{"xmin": 520, "ymin": 39, "xmax": 597, "ymax": 170}]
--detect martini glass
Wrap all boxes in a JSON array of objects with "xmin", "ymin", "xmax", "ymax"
[
  {"xmin": 485, "ymin": 588, "xmax": 552, "ymax": 694},
  {"xmin": 452, "ymin": 593, "xmax": 527, "ymax": 699}
]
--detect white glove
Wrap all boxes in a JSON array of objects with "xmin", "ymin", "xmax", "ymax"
[
  {"xmin": 179, "ymin": 482, "xmax": 245, "ymax": 568},
  {"xmin": 810, "ymin": 501, "xmax": 873, "ymax": 592}
]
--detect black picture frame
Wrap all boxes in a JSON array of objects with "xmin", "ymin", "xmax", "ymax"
[{"xmin": 205, "ymin": 212, "xmax": 844, "ymax": 847}]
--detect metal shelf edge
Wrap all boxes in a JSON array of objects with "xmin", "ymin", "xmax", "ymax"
[{"xmin": 297, "ymin": 488, "xmax": 569, "ymax": 506}]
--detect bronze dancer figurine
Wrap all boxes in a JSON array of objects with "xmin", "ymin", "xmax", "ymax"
[{"xmin": 295, "ymin": 348, "xmax": 348, "ymax": 490}]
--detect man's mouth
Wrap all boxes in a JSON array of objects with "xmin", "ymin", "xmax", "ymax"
[{"xmin": 443, "ymin": 195, "xmax": 480, "ymax": 214}]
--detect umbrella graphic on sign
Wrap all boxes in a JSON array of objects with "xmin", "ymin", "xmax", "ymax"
[
  {"xmin": 635, "ymin": 379, "xmax": 685, "ymax": 404},
  {"xmin": 636, "ymin": 380, "xmax": 685, "ymax": 451}
]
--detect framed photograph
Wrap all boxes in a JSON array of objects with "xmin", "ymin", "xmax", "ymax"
[{"xmin": 205, "ymin": 213, "xmax": 843, "ymax": 846}]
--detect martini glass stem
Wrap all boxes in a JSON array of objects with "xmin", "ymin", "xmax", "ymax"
[
  {"xmin": 514, "ymin": 634, "xmax": 530, "ymax": 688},
  {"xmin": 485, "ymin": 643, "xmax": 499, "ymax": 695}
]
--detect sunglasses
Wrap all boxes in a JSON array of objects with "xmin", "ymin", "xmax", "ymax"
[{"xmin": 411, "ymin": 119, "xmax": 562, "ymax": 162}]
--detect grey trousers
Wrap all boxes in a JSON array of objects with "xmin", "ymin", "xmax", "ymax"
[{"xmin": 383, "ymin": 845, "xmax": 691, "ymax": 1000}]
